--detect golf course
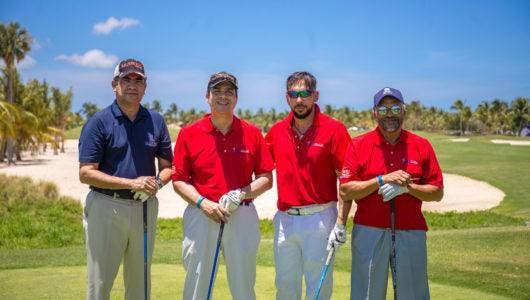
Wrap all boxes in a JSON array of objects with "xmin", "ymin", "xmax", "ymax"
[{"xmin": 0, "ymin": 131, "xmax": 528, "ymax": 299}]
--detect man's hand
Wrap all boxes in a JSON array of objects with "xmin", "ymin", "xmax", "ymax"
[
  {"xmin": 219, "ymin": 189, "xmax": 246, "ymax": 214},
  {"xmin": 382, "ymin": 170, "xmax": 411, "ymax": 186},
  {"xmin": 198, "ymin": 199, "xmax": 229, "ymax": 223},
  {"xmin": 327, "ymin": 224, "xmax": 346, "ymax": 251},
  {"xmin": 130, "ymin": 176, "xmax": 157, "ymax": 196},
  {"xmin": 378, "ymin": 183, "xmax": 409, "ymax": 202}
]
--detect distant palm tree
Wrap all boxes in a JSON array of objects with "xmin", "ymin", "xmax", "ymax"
[
  {"xmin": 0, "ymin": 22, "xmax": 32, "ymax": 164},
  {"xmin": 451, "ymin": 99, "xmax": 468, "ymax": 135},
  {"xmin": 81, "ymin": 101, "xmax": 100, "ymax": 119},
  {"xmin": 510, "ymin": 97, "xmax": 529, "ymax": 136}
]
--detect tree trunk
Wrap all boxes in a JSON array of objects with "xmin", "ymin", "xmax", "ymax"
[
  {"xmin": 0, "ymin": 138, "xmax": 6, "ymax": 162},
  {"xmin": 6, "ymin": 66, "xmax": 16, "ymax": 164}
]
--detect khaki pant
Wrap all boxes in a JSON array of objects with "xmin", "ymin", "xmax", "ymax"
[{"xmin": 83, "ymin": 190, "xmax": 158, "ymax": 300}]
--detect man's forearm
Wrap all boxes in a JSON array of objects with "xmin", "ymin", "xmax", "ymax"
[
  {"xmin": 172, "ymin": 180, "xmax": 204, "ymax": 206},
  {"xmin": 241, "ymin": 172, "xmax": 273, "ymax": 199},
  {"xmin": 337, "ymin": 197, "xmax": 353, "ymax": 226},
  {"xmin": 340, "ymin": 177, "xmax": 379, "ymax": 201},
  {"xmin": 408, "ymin": 184, "xmax": 443, "ymax": 202},
  {"xmin": 79, "ymin": 168, "xmax": 133, "ymax": 189}
]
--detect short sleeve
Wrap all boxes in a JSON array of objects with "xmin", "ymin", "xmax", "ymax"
[
  {"xmin": 339, "ymin": 140, "xmax": 362, "ymax": 184},
  {"xmin": 422, "ymin": 141, "xmax": 444, "ymax": 188},
  {"xmin": 254, "ymin": 131, "xmax": 275, "ymax": 175},
  {"xmin": 78, "ymin": 117, "xmax": 105, "ymax": 163},
  {"xmin": 331, "ymin": 123, "xmax": 351, "ymax": 172},
  {"xmin": 171, "ymin": 128, "xmax": 191, "ymax": 182},
  {"xmin": 264, "ymin": 128, "xmax": 275, "ymax": 162},
  {"xmin": 156, "ymin": 120, "xmax": 173, "ymax": 161}
]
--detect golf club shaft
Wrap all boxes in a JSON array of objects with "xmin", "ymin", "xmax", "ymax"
[
  {"xmin": 143, "ymin": 200, "xmax": 148, "ymax": 300},
  {"xmin": 390, "ymin": 199, "xmax": 397, "ymax": 300},
  {"xmin": 207, "ymin": 221, "xmax": 225, "ymax": 300},
  {"xmin": 314, "ymin": 245, "xmax": 335, "ymax": 300}
]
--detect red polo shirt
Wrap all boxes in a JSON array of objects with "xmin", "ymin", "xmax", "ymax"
[
  {"xmin": 171, "ymin": 115, "xmax": 274, "ymax": 202},
  {"xmin": 265, "ymin": 105, "xmax": 351, "ymax": 211},
  {"xmin": 339, "ymin": 128, "xmax": 443, "ymax": 230}
]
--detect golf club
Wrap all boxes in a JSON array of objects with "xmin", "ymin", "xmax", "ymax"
[
  {"xmin": 390, "ymin": 199, "xmax": 397, "ymax": 300},
  {"xmin": 143, "ymin": 200, "xmax": 148, "ymax": 300},
  {"xmin": 314, "ymin": 244, "xmax": 335, "ymax": 300},
  {"xmin": 206, "ymin": 221, "xmax": 225, "ymax": 300}
]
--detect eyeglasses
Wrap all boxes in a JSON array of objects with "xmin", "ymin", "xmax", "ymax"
[
  {"xmin": 287, "ymin": 90, "xmax": 313, "ymax": 99},
  {"xmin": 376, "ymin": 105, "xmax": 403, "ymax": 116}
]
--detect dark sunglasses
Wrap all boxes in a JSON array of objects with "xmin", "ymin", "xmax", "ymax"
[
  {"xmin": 376, "ymin": 105, "xmax": 403, "ymax": 116},
  {"xmin": 287, "ymin": 90, "xmax": 313, "ymax": 99}
]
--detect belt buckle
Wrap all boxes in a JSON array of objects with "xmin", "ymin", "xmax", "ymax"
[{"xmin": 288, "ymin": 208, "xmax": 302, "ymax": 216}]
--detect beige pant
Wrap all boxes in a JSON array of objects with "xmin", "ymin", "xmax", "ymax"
[{"xmin": 83, "ymin": 190, "xmax": 158, "ymax": 300}]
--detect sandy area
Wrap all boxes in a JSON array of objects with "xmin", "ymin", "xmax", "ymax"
[
  {"xmin": 450, "ymin": 138, "xmax": 470, "ymax": 142},
  {"xmin": 0, "ymin": 140, "xmax": 504, "ymax": 219},
  {"xmin": 491, "ymin": 139, "xmax": 530, "ymax": 146}
]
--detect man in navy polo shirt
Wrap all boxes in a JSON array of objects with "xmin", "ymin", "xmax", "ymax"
[{"xmin": 79, "ymin": 58, "xmax": 173, "ymax": 300}]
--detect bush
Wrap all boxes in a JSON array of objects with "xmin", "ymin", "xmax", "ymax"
[{"xmin": 0, "ymin": 174, "xmax": 83, "ymax": 249}]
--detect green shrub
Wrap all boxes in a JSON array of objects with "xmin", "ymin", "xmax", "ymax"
[{"xmin": 0, "ymin": 175, "xmax": 83, "ymax": 249}]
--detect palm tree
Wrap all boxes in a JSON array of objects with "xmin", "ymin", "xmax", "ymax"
[
  {"xmin": 510, "ymin": 97, "xmax": 529, "ymax": 136},
  {"xmin": 51, "ymin": 87, "xmax": 72, "ymax": 153},
  {"xmin": 451, "ymin": 99, "xmax": 469, "ymax": 135},
  {"xmin": 0, "ymin": 22, "xmax": 32, "ymax": 164},
  {"xmin": 81, "ymin": 101, "xmax": 100, "ymax": 119}
]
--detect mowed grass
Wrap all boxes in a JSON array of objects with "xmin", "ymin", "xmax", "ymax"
[
  {"xmin": 0, "ymin": 264, "xmax": 513, "ymax": 300},
  {"xmin": 1, "ymin": 224, "xmax": 528, "ymax": 299}
]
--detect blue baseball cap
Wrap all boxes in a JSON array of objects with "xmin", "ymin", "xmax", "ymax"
[{"xmin": 373, "ymin": 87, "xmax": 404, "ymax": 106}]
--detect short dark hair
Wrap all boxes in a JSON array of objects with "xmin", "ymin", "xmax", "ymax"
[{"xmin": 286, "ymin": 71, "xmax": 317, "ymax": 91}]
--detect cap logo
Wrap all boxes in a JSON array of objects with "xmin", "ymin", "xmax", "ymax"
[{"xmin": 383, "ymin": 88, "xmax": 392, "ymax": 95}]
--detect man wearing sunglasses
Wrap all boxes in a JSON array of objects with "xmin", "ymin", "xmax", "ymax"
[
  {"xmin": 172, "ymin": 72, "xmax": 274, "ymax": 300},
  {"xmin": 339, "ymin": 87, "xmax": 444, "ymax": 299},
  {"xmin": 265, "ymin": 71, "xmax": 351, "ymax": 299},
  {"xmin": 79, "ymin": 59, "xmax": 173, "ymax": 299}
]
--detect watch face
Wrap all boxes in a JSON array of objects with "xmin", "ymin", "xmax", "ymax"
[{"xmin": 155, "ymin": 177, "xmax": 163, "ymax": 189}]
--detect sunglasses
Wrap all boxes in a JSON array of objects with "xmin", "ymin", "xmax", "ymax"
[
  {"xmin": 287, "ymin": 90, "xmax": 313, "ymax": 99},
  {"xmin": 376, "ymin": 105, "xmax": 403, "ymax": 116}
]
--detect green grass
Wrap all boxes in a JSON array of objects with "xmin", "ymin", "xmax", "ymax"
[
  {"xmin": 65, "ymin": 125, "xmax": 83, "ymax": 139},
  {"xmin": 417, "ymin": 132, "xmax": 530, "ymax": 219},
  {"xmin": 0, "ymin": 264, "xmax": 512, "ymax": 300},
  {"xmin": 1, "ymin": 225, "xmax": 528, "ymax": 299}
]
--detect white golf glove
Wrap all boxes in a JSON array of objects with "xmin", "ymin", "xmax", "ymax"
[
  {"xmin": 219, "ymin": 189, "xmax": 246, "ymax": 213},
  {"xmin": 327, "ymin": 224, "xmax": 346, "ymax": 251},
  {"xmin": 133, "ymin": 191, "xmax": 150, "ymax": 202},
  {"xmin": 378, "ymin": 183, "xmax": 409, "ymax": 202}
]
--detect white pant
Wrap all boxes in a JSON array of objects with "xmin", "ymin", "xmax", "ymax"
[
  {"xmin": 84, "ymin": 190, "xmax": 158, "ymax": 300},
  {"xmin": 274, "ymin": 205, "xmax": 338, "ymax": 300},
  {"xmin": 182, "ymin": 203, "xmax": 260, "ymax": 300}
]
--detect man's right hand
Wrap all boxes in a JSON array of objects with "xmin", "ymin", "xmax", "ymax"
[
  {"xmin": 130, "ymin": 176, "xmax": 157, "ymax": 195},
  {"xmin": 382, "ymin": 170, "xmax": 411, "ymax": 186},
  {"xmin": 198, "ymin": 199, "xmax": 229, "ymax": 223}
]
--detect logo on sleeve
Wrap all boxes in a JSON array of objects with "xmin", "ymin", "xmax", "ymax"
[{"xmin": 340, "ymin": 168, "xmax": 351, "ymax": 179}]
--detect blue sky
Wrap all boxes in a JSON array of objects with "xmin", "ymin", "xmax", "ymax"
[{"xmin": 2, "ymin": 0, "xmax": 530, "ymax": 112}]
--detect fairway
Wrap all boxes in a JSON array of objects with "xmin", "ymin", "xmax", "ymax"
[{"xmin": 0, "ymin": 264, "xmax": 513, "ymax": 300}]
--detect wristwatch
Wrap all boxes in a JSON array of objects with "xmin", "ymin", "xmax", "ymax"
[{"xmin": 155, "ymin": 176, "xmax": 164, "ymax": 190}]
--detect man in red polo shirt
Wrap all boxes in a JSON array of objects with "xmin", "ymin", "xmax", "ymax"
[
  {"xmin": 340, "ymin": 87, "xmax": 444, "ymax": 300},
  {"xmin": 171, "ymin": 72, "xmax": 274, "ymax": 300},
  {"xmin": 265, "ymin": 71, "xmax": 351, "ymax": 299}
]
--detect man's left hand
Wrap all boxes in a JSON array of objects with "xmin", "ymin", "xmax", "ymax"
[
  {"xmin": 219, "ymin": 189, "xmax": 246, "ymax": 213},
  {"xmin": 378, "ymin": 183, "xmax": 409, "ymax": 202},
  {"xmin": 327, "ymin": 224, "xmax": 346, "ymax": 251}
]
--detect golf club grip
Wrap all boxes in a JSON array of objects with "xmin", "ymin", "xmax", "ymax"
[
  {"xmin": 206, "ymin": 222, "xmax": 225, "ymax": 300},
  {"xmin": 390, "ymin": 199, "xmax": 397, "ymax": 300}
]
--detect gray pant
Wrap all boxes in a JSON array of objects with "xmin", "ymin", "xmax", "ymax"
[
  {"xmin": 83, "ymin": 190, "xmax": 158, "ymax": 300},
  {"xmin": 350, "ymin": 224, "xmax": 429, "ymax": 300}
]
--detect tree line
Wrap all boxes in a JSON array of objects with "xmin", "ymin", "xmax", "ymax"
[{"xmin": 80, "ymin": 96, "xmax": 528, "ymax": 136}]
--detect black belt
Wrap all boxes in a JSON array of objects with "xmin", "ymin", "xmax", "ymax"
[
  {"xmin": 240, "ymin": 200, "xmax": 253, "ymax": 206},
  {"xmin": 91, "ymin": 187, "xmax": 136, "ymax": 200}
]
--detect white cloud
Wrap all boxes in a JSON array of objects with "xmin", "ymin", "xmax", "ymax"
[
  {"xmin": 92, "ymin": 17, "xmax": 140, "ymax": 35},
  {"xmin": 55, "ymin": 49, "xmax": 118, "ymax": 68}
]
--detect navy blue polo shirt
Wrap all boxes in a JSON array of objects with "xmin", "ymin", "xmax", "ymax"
[{"xmin": 79, "ymin": 101, "xmax": 173, "ymax": 180}]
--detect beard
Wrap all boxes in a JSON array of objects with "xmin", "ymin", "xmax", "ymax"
[
  {"xmin": 292, "ymin": 104, "xmax": 314, "ymax": 119},
  {"xmin": 378, "ymin": 117, "xmax": 402, "ymax": 132}
]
